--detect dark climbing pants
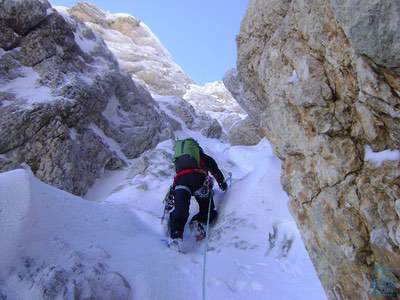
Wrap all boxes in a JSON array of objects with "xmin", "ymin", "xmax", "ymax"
[{"xmin": 169, "ymin": 173, "xmax": 218, "ymax": 239}]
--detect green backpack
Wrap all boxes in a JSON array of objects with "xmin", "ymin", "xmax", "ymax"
[{"xmin": 173, "ymin": 138, "xmax": 201, "ymax": 171}]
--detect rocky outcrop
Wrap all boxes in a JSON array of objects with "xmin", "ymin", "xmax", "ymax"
[
  {"xmin": 228, "ymin": 117, "xmax": 263, "ymax": 146},
  {"xmin": 0, "ymin": 0, "xmax": 172, "ymax": 195},
  {"xmin": 330, "ymin": 0, "xmax": 400, "ymax": 69},
  {"xmin": 232, "ymin": 0, "xmax": 400, "ymax": 298},
  {"xmin": 67, "ymin": 3, "xmax": 194, "ymax": 96},
  {"xmin": 156, "ymin": 96, "xmax": 223, "ymax": 139},
  {"xmin": 184, "ymin": 81, "xmax": 246, "ymax": 133}
]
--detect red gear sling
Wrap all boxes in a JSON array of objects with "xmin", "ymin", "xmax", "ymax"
[{"xmin": 173, "ymin": 168, "xmax": 207, "ymax": 187}]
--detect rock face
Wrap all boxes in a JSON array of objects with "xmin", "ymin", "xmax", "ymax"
[
  {"xmin": 0, "ymin": 0, "xmax": 172, "ymax": 195},
  {"xmin": 68, "ymin": 2, "xmax": 194, "ymax": 96},
  {"xmin": 68, "ymin": 3, "xmax": 240, "ymax": 136},
  {"xmin": 231, "ymin": 0, "xmax": 400, "ymax": 298},
  {"xmin": 330, "ymin": 0, "xmax": 400, "ymax": 69},
  {"xmin": 228, "ymin": 116, "xmax": 264, "ymax": 146}
]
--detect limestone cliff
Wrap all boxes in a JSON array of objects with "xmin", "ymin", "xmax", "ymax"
[
  {"xmin": 228, "ymin": 0, "xmax": 400, "ymax": 298},
  {"xmin": 68, "ymin": 3, "xmax": 242, "ymax": 139},
  {"xmin": 0, "ymin": 0, "xmax": 172, "ymax": 195},
  {"xmin": 67, "ymin": 2, "xmax": 194, "ymax": 96}
]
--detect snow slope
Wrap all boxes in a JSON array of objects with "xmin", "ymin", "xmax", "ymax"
[{"xmin": 1, "ymin": 120, "xmax": 326, "ymax": 299}]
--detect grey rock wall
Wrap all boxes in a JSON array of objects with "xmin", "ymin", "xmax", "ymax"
[
  {"xmin": 0, "ymin": 0, "xmax": 172, "ymax": 195},
  {"xmin": 232, "ymin": 0, "xmax": 400, "ymax": 298}
]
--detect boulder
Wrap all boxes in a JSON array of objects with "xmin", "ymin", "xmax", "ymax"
[{"xmin": 228, "ymin": 117, "xmax": 263, "ymax": 146}]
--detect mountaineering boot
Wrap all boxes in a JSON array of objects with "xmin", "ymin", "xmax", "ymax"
[
  {"xmin": 167, "ymin": 238, "xmax": 184, "ymax": 253},
  {"xmin": 189, "ymin": 220, "xmax": 206, "ymax": 241}
]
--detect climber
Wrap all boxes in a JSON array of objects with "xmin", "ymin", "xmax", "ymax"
[{"xmin": 166, "ymin": 138, "xmax": 227, "ymax": 250}]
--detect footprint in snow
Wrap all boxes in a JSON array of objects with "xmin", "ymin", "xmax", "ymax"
[
  {"xmin": 224, "ymin": 279, "xmax": 264, "ymax": 292},
  {"xmin": 265, "ymin": 223, "xmax": 294, "ymax": 258}
]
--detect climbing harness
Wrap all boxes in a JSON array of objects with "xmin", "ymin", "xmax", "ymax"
[{"xmin": 194, "ymin": 176, "xmax": 213, "ymax": 198}]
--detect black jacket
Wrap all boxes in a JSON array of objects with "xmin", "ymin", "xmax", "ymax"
[{"xmin": 199, "ymin": 149, "xmax": 225, "ymax": 185}]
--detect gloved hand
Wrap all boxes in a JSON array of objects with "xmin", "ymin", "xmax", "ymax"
[{"xmin": 219, "ymin": 181, "xmax": 228, "ymax": 192}]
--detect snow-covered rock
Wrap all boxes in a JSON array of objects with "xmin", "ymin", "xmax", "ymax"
[
  {"xmin": 67, "ymin": 3, "xmax": 245, "ymax": 136},
  {"xmin": 184, "ymin": 81, "xmax": 246, "ymax": 133},
  {"xmin": 156, "ymin": 96, "xmax": 223, "ymax": 139},
  {"xmin": 67, "ymin": 2, "xmax": 194, "ymax": 96},
  {"xmin": 234, "ymin": 0, "xmax": 400, "ymax": 298},
  {"xmin": 0, "ymin": 0, "xmax": 172, "ymax": 195}
]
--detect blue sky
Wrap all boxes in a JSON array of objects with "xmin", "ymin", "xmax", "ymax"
[{"xmin": 51, "ymin": 0, "xmax": 249, "ymax": 84}]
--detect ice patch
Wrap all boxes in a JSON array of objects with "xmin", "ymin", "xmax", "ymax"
[
  {"xmin": 69, "ymin": 128, "xmax": 78, "ymax": 140},
  {"xmin": 89, "ymin": 123, "xmax": 128, "ymax": 163},
  {"xmin": 288, "ymin": 70, "xmax": 300, "ymax": 84},
  {"xmin": 74, "ymin": 32, "xmax": 98, "ymax": 54},
  {"xmin": 0, "ymin": 66, "xmax": 54, "ymax": 106},
  {"xmin": 298, "ymin": 59, "xmax": 310, "ymax": 80},
  {"xmin": 154, "ymin": 95, "xmax": 188, "ymax": 128},
  {"xmin": 365, "ymin": 145, "xmax": 400, "ymax": 166},
  {"xmin": 102, "ymin": 96, "xmax": 129, "ymax": 127},
  {"xmin": 46, "ymin": 7, "xmax": 55, "ymax": 16},
  {"xmin": 79, "ymin": 74, "xmax": 94, "ymax": 85}
]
